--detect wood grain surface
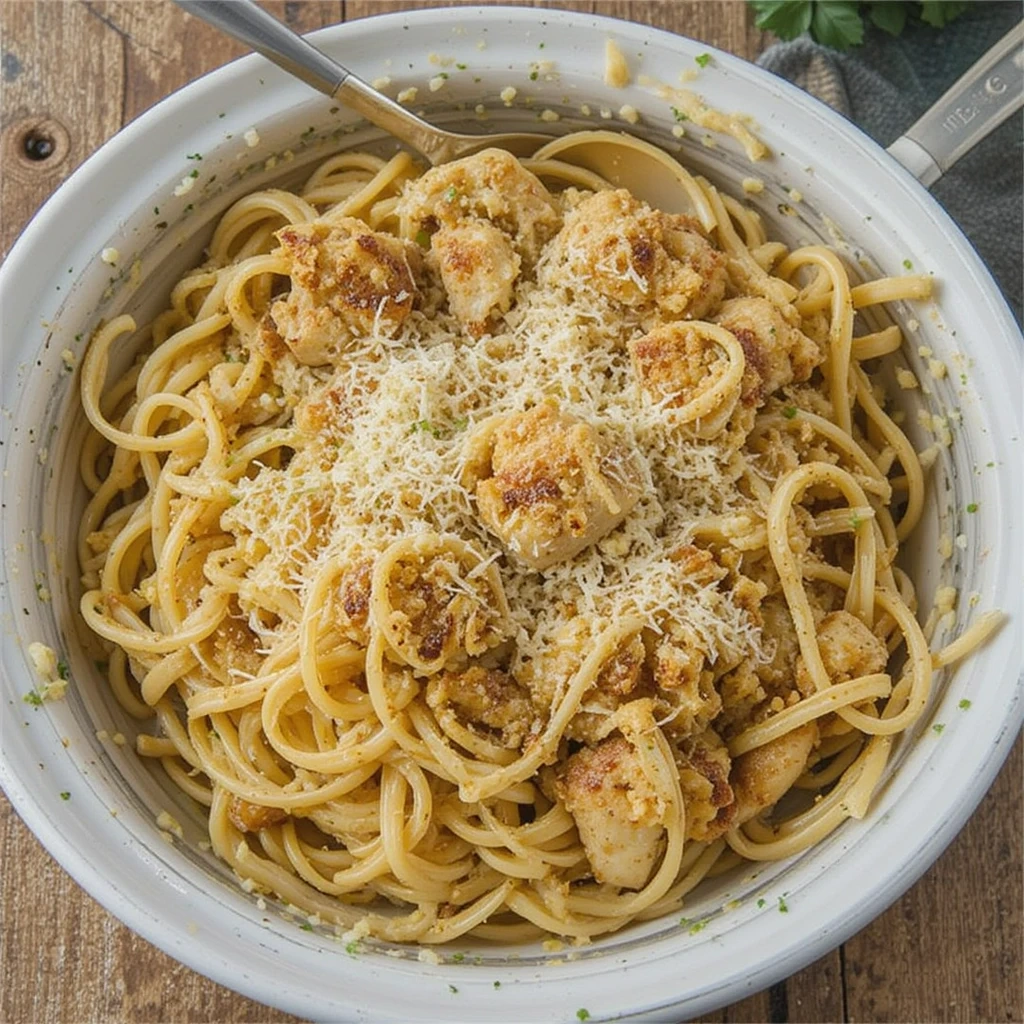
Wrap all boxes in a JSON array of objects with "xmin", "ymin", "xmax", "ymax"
[{"xmin": 0, "ymin": 3, "xmax": 1020, "ymax": 1022}]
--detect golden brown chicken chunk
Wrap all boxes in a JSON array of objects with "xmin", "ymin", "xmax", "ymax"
[
  {"xmin": 675, "ymin": 729, "xmax": 736, "ymax": 841},
  {"xmin": 227, "ymin": 796, "xmax": 288, "ymax": 833},
  {"xmin": 555, "ymin": 735, "xmax": 665, "ymax": 889},
  {"xmin": 271, "ymin": 219, "xmax": 420, "ymax": 365},
  {"xmin": 543, "ymin": 189, "xmax": 727, "ymax": 321},
  {"xmin": 730, "ymin": 722, "xmax": 818, "ymax": 825},
  {"xmin": 425, "ymin": 666, "xmax": 539, "ymax": 750},
  {"xmin": 471, "ymin": 402, "xmax": 643, "ymax": 571},
  {"xmin": 398, "ymin": 148, "xmax": 560, "ymax": 265},
  {"xmin": 713, "ymin": 296, "xmax": 821, "ymax": 405},
  {"xmin": 431, "ymin": 220, "xmax": 520, "ymax": 336},
  {"xmin": 796, "ymin": 610, "xmax": 888, "ymax": 692}
]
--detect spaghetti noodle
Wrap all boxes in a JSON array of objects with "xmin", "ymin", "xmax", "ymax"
[{"xmin": 77, "ymin": 133, "xmax": 997, "ymax": 944}]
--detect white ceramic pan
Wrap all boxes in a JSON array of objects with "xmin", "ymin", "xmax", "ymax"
[{"xmin": 0, "ymin": 9, "xmax": 1021, "ymax": 1022}]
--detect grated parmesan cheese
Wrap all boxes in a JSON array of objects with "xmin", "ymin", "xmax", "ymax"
[{"xmin": 604, "ymin": 39, "xmax": 631, "ymax": 88}]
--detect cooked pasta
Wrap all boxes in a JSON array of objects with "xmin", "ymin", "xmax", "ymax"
[{"xmin": 77, "ymin": 131, "xmax": 997, "ymax": 944}]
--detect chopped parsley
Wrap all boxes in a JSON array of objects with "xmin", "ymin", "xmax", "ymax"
[
  {"xmin": 958, "ymin": 699, "xmax": 972, "ymax": 710},
  {"xmin": 903, "ymin": 258, "xmax": 913, "ymax": 270},
  {"xmin": 932, "ymin": 723, "xmax": 945, "ymax": 734},
  {"xmin": 777, "ymin": 895, "xmax": 789, "ymax": 913},
  {"xmin": 695, "ymin": 52, "xmax": 711, "ymax": 67},
  {"xmin": 57, "ymin": 659, "xmax": 70, "ymax": 681},
  {"xmin": 688, "ymin": 919, "xmax": 708, "ymax": 935},
  {"xmin": 456, "ymin": 62, "xmax": 467, "ymax": 70},
  {"xmin": 153, "ymin": 206, "xmax": 160, "ymax": 215},
  {"xmin": 23, "ymin": 691, "xmax": 43, "ymax": 707},
  {"xmin": 449, "ymin": 985, "xmax": 459, "ymax": 994},
  {"xmin": 444, "ymin": 184, "xmax": 459, "ymax": 202},
  {"xmin": 344, "ymin": 940, "xmax": 360, "ymax": 954},
  {"xmin": 529, "ymin": 70, "xmax": 539, "ymax": 81},
  {"xmin": 670, "ymin": 106, "xmax": 689, "ymax": 122},
  {"xmin": 966, "ymin": 502, "xmax": 978, "ymax": 513},
  {"xmin": 299, "ymin": 922, "xmax": 314, "ymax": 931},
  {"xmin": 186, "ymin": 152, "xmax": 202, "ymax": 160},
  {"xmin": 60, "ymin": 791, "xmax": 71, "ymax": 801},
  {"xmin": 415, "ymin": 228, "xmax": 431, "ymax": 247},
  {"xmin": 849, "ymin": 513, "xmax": 863, "ymax": 529},
  {"xmin": 576, "ymin": 1011, "xmax": 591, "ymax": 1022},
  {"xmin": 756, "ymin": 897, "xmax": 767, "ymax": 908},
  {"xmin": 189, "ymin": 168, "xmax": 199, "ymax": 178},
  {"xmin": 493, "ymin": 981, "xmax": 501, "ymax": 989},
  {"xmin": 451, "ymin": 951, "xmax": 465, "ymax": 963},
  {"xmin": 782, "ymin": 405, "xmax": 798, "ymax": 419}
]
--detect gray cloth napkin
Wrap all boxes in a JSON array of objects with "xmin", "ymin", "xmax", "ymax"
[{"xmin": 756, "ymin": 1, "xmax": 1023, "ymax": 323}]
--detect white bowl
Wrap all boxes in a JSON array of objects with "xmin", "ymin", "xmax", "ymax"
[{"xmin": 1, "ymin": 8, "xmax": 1021, "ymax": 1021}]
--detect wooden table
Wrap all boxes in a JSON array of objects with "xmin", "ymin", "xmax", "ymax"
[{"xmin": 1, "ymin": 3, "xmax": 1020, "ymax": 1021}]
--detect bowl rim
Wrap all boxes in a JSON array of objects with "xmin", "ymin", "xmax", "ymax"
[{"xmin": 1, "ymin": 6, "xmax": 1021, "ymax": 1022}]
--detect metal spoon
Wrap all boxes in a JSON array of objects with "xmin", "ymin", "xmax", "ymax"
[{"xmin": 174, "ymin": 0, "xmax": 554, "ymax": 163}]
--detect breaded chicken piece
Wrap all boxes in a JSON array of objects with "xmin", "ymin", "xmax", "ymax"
[
  {"xmin": 397, "ymin": 148, "xmax": 560, "ymax": 265},
  {"xmin": 796, "ymin": 610, "xmax": 889, "ymax": 691},
  {"xmin": 713, "ymin": 296, "xmax": 821, "ymax": 405},
  {"xmin": 555, "ymin": 735, "xmax": 665, "ymax": 889},
  {"xmin": 543, "ymin": 189, "xmax": 727, "ymax": 321},
  {"xmin": 730, "ymin": 722, "xmax": 818, "ymax": 825},
  {"xmin": 425, "ymin": 666, "xmax": 539, "ymax": 750},
  {"xmin": 674, "ymin": 729, "xmax": 736, "ymax": 841},
  {"xmin": 431, "ymin": 220, "xmax": 520, "ymax": 337},
  {"xmin": 472, "ymin": 402, "xmax": 643, "ymax": 571},
  {"xmin": 629, "ymin": 321, "xmax": 743, "ymax": 436},
  {"xmin": 271, "ymin": 219, "xmax": 420, "ymax": 365},
  {"xmin": 227, "ymin": 797, "xmax": 288, "ymax": 833}
]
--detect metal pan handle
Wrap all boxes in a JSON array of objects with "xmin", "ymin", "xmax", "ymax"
[{"xmin": 887, "ymin": 22, "xmax": 1023, "ymax": 187}]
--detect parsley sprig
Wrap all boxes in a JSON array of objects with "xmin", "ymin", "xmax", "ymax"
[{"xmin": 748, "ymin": 1, "xmax": 970, "ymax": 51}]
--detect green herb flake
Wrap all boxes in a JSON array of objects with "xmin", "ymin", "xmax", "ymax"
[
  {"xmin": 455, "ymin": 62, "xmax": 467, "ymax": 70},
  {"xmin": 57, "ymin": 659, "xmax": 70, "ymax": 681},
  {"xmin": 493, "ymin": 981, "xmax": 501, "ymax": 989},
  {"xmin": 452, "ymin": 416, "xmax": 469, "ymax": 431},
  {"xmin": 60, "ymin": 791, "xmax": 71, "ymax": 801},
  {"xmin": 449, "ymin": 985, "xmax": 459, "ymax": 994},
  {"xmin": 444, "ymin": 185, "xmax": 459, "ymax": 202},
  {"xmin": 932, "ymin": 723, "xmax": 945, "ymax": 734},
  {"xmin": 451, "ymin": 951, "xmax": 465, "ymax": 963},
  {"xmin": 757, "ymin": 897, "xmax": 767, "ymax": 908},
  {"xmin": 23, "ymin": 691, "xmax": 43, "ymax": 707},
  {"xmin": 688, "ymin": 919, "xmax": 708, "ymax": 935},
  {"xmin": 849, "ymin": 513, "xmax": 862, "ymax": 529},
  {"xmin": 678, "ymin": 916, "xmax": 690, "ymax": 927},
  {"xmin": 186, "ymin": 152, "xmax": 202, "ymax": 161},
  {"xmin": 415, "ymin": 228, "xmax": 431, "ymax": 247},
  {"xmin": 958, "ymin": 699, "xmax": 972, "ymax": 710},
  {"xmin": 966, "ymin": 502, "xmax": 978, "ymax": 513},
  {"xmin": 671, "ymin": 106, "xmax": 689, "ymax": 122},
  {"xmin": 777, "ymin": 895, "xmax": 789, "ymax": 913},
  {"xmin": 299, "ymin": 922, "xmax": 314, "ymax": 932},
  {"xmin": 695, "ymin": 53, "xmax": 711, "ymax": 67},
  {"xmin": 189, "ymin": 168, "xmax": 199, "ymax": 178},
  {"xmin": 576, "ymin": 1011, "xmax": 591, "ymax": 1022},
  {"xmin": 153, "ymin": 206, "xmax": 160, "ymax": 216},
  {"xmin": 902, "ymin": 258, "xmax": 913, "ymax": 270},
  {"xmin": 345, "ymin": 940, "xmax": 360, "ymax": 954},
  {"xmin": 782, "ymin": 405, "xmax": 798, "ymax": 419},
  {"xmin": 529, "ymin": 70, "xmax": 539, "ymax": 81}
]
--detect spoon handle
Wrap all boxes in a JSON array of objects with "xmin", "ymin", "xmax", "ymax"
[
  {"xmin": 887, "ymin": 22, "xmax": 1024, "ymax": 187},
  {"xmin": 174, "ymin": 0, "xmax": 348, "ymax": 97},
  {"xmin": 174, "ymin": 0, "xmax": 460, "ymax": 162}
]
